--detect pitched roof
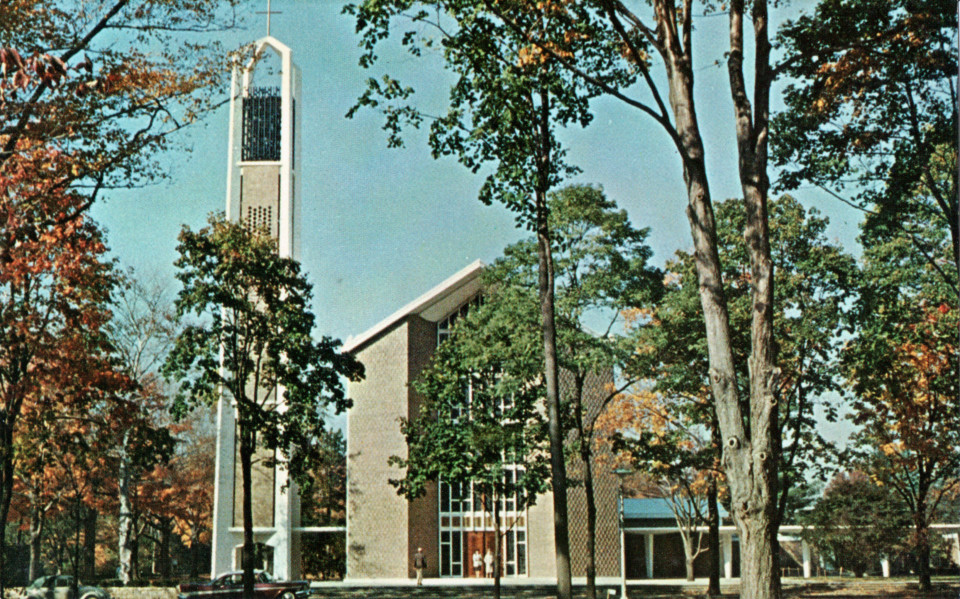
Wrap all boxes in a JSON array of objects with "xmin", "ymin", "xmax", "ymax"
[{"xmin": 343, "ymin": 260, "xmax": 485, "ymax": 354}]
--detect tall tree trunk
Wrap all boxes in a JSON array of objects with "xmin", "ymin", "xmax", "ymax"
[
  {"xmin": 650, "ymin": 0, "xmax": 782, "ymax": 596},
  {"xmin": 83, "ymin": 507, "xmax": 97, "ymax": 579},
  {"xmin": 707, "ymin": 479, "xmax": 721, "ymax": 596},
  {"xmin": 728, "ymin": 2, "xmax": 781, "ymax": 598},
  {"xmin": 0, "ymin": 418, "xmax": 15, "ymax": 598},
  {"xmin": 685, "ymin": 554, "xmax": 695, "ymax": 582},
  {"xmin": 669, "ymin": 62, "xmax": 768, "ymax": 593},
  {"xmin": 574, "ymin": 376, "xmax": 597, "ymax": 599},
  {"xmin": 240, "ymin": 425, "xmax": 256, "ymax": 599},
  {"xmin": 189, "ymin": 530, "xmax": 201, "ymax": 579},
  {"xmin": 582, "ymin": 455, "xmax": 598, "ymax": 599},
  {"xmin": 28, "ymin": 503, "xmax": 44, "ymax": 580},
  {"xmin": 914, "ymin": 504, "xmax": 932, "ymax": 592},
  {"xmin": 71, "ymin": 494, "xmax": 82, "ymax": 598},
  {"xmin": 118, "ymin": 442, "xmax": 135, "ymax": 585},
  {"xmin": 534, "ymin": 86, "xmax": 571, "ymax": 599},
  {"xmin": 157, "ymin": 518, "xmax": 172, "ymax": 579}
]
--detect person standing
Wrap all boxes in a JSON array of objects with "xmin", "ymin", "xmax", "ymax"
[
  {"xmin": 484, "ymin": 549, "xmax": 494, "ymax": 578},
  {"xmin": 413, "ymin": 547, "xmax": 427, "ymax": 586},
  {"xmin": 472, "ymin": 550, "xmax": 483, "ymax": 578}
]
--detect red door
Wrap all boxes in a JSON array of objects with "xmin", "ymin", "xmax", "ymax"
[{"xmin": 465, "ymin": 531, "xmax": 500, "ymax": 577}]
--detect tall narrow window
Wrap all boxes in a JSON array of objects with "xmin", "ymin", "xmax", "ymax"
[{"xmin": 242, "ymin": 87, "xmax": 281, "ymax": 161}]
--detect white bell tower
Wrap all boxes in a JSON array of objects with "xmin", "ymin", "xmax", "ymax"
[{"xmin": 211, "ymin": 30, "xmax": 303, "ymax": 579}]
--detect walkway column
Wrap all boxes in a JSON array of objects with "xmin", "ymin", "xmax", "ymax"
[
  {"xmin": 722, "ymin": 534, "xmax": 733, "ymax": 579},
  {"xmin": 645, "ymin": 534, "xmax": 654, "ymax": 579},
  {"xmin": 880, "ymin": 557, "xmax": 890, "ymax": 578},
  {"xmin": 620, "ymin": 527, "xmax": 626, "ymax": 598},
  {"xmin": 801, "ymin": 540, "xmax": 811, "ymax": 579}
]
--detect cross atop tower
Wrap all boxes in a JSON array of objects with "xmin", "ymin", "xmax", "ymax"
[{"xmin": 256, "ymin": 0, "xmax": 282, "ymax": 37}]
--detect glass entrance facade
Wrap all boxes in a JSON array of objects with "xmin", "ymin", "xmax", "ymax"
[
  {"xmin": 438, "ymin": 479, "xmax": 528, "ymax": 577},
  {"xmin": 435, "ymin": 295, "xmax": 528, "ymax": 578}
]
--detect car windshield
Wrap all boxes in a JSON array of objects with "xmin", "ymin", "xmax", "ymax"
[
  {"xmin": 259, "ymin": 571, "xmax": 275, "ymax": 583},
  {"xmin": 27, "ymin": 578, "xmax": 47, "ymax": 589}
]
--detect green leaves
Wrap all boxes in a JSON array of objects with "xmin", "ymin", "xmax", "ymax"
[
  {"xmin": 162, "ymin": 213, "xmax": 364, "ymax": 488},
  {"xmin": 394, "ymin": 295, "xmax": 550, "ymax": 507},
  {"xmin": 801, "ymin": 471, "xmax": 909, "ymax": 576},
  {"xmin": 345, "ymin": 0, "xmax": 634, "ymax": 228},
  {"xmin": 628, "ymin": 195, "xmax": 858, "ymax": 520},
  {"xmin": 773, "ymin": 0, "xmax": 958, "ymax": 294}
]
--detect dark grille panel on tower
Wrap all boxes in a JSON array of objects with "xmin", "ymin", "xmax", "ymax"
[{"xmin": 242, "ymin": 86, "xmax": 281, "ymax": 161}]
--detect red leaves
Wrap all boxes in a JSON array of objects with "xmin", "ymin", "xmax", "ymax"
[
  {"xmin": 0, "ymin": 48, "xmax": 74, "ymax": 105},
  {"xmin": 1, "ymin": 139, "xmax": 117, "ymax": 528}
]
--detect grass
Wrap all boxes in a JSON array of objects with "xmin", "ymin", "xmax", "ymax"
[{"xmin": 304, "ymin": 579, "xmax": 960, "ymax": 599}]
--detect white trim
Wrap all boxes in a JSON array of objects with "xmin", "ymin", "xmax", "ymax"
[
  {"xmin": 296, "ymin": 526, "xmax": 347, "ymax": 533},
  {"xmin": 344, "ymin": 260, "xmax": 485, "ymax": 353},
  {"xmin": 625, "ymin": 523, "xmax": 960, "ymax": 535},
  {"xmin": 228, "ymin": 527, "xmax": 281, "ymax": 534}
]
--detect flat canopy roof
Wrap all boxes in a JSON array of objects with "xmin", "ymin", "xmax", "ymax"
[{"xmin": 624, "ymin": 497, "xmax": 728, "ymax": 521}]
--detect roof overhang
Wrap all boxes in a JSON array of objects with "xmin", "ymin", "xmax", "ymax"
[{"xmin": 343, "ymin": 260, "xmax": 485, "ymax": 354}]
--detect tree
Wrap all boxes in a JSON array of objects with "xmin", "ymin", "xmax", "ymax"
[
  {"xmin": 346, "ymin": 5, "xmax": 628, "ymax": 594},
  {"xmin": 351, "ymin": 0, "xmax": 789, "ymax": 592},
  {"xmin": 106, "ymin": 272, "xmax": 181, "ymax": 585},
  {"xmin": 612, "ymin": 389, "xmax": 717, "ymax": 582},
  {"xmin": 12, "ymin": 351, "xmax": 133, "ymax": 584},
  {"xmin": 162, "ymin": 214, "xmax": 364, "ymax": 599},
  {"xmin": 773, "ymin": 0, "xmax": 958, "ymax": 292},
  {"xmin": 841, "ymin": 129, "xmax": 958, "ymax": 590},
  {"xmin": 393, "ymin": 296, "xmax": 551, "ymax": 599},
  {"xmin": 300, "ymin": 428, "xmax": 347, "ymax": 580},
  {"xmin": 0, "ymin": 151, "xmax": 118, "ymax": 593},
  {"xmin": 163, "ymin": 415, "xmax": 216, "ymax": 580},
  {"xmin": 844, "ymin": 306, "xmax": 959, "ymax": 590},
  {"xmin": 613, "ymin": 195, "xmax": 856, "ymax": 591},
  {"xmin": 801, "ymin": 471, "xmax": 908, "ymax": 577},
  {"xmin": 479, "ymin": 183, "xmax": 661, "ymax": 598},
  {"xmin": 15, "ymin": 348, "xmax": 136, "ymax": 595},
  {"xmin": 0, "ymin": 0, "xmax": 236, "ymax": 210},
  {"xmin": 1, "ymin": 1, "xmax": 238, "ymax": 591}
]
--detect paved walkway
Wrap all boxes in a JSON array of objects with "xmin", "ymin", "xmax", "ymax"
[
  {"xmin": 306, "ymin": 578, "xmax": 960, "ymax": 599},
  {"xmin": 308, "ymin": 578, "xmax": 714, "ymax": 598}
]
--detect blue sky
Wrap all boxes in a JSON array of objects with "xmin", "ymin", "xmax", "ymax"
[{"xmin": 90, "ymin": 0, "xmax": 860, "ymax": 437}]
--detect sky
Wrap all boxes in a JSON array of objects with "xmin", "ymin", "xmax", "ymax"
[{"xmin": 90, "ymin": 0, "xmax": 862, "ymax": 438}]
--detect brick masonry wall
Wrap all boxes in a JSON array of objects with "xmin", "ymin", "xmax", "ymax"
[
  {"xmin": 405, "ymin": 315, "xmax": 440, "ymax": 579},
  {"xmin": 346, "ymin": 320, "xmax": 413, "ymax": 579}
]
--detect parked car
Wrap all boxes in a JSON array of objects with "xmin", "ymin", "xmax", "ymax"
[
  {"xmin": 177, "ymin": 570, "xmax": 309, "ymax": 599},
  {"xmin": 22, "ymin": 575, "xmax": 110, "ymax": 599}
]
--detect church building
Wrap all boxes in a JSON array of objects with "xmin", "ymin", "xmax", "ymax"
[
  {"xmin": 342, "ymin": 261, "xmax": 623, "ymax": 581},
  {"xmin": 205, "ymin": 23, "xmax": 960, "ymax": 588}
]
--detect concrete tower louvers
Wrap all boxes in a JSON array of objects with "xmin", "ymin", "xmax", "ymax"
[{"xmin": 211, "ymin": 35, "xmax": 303, "ymax": 580}]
